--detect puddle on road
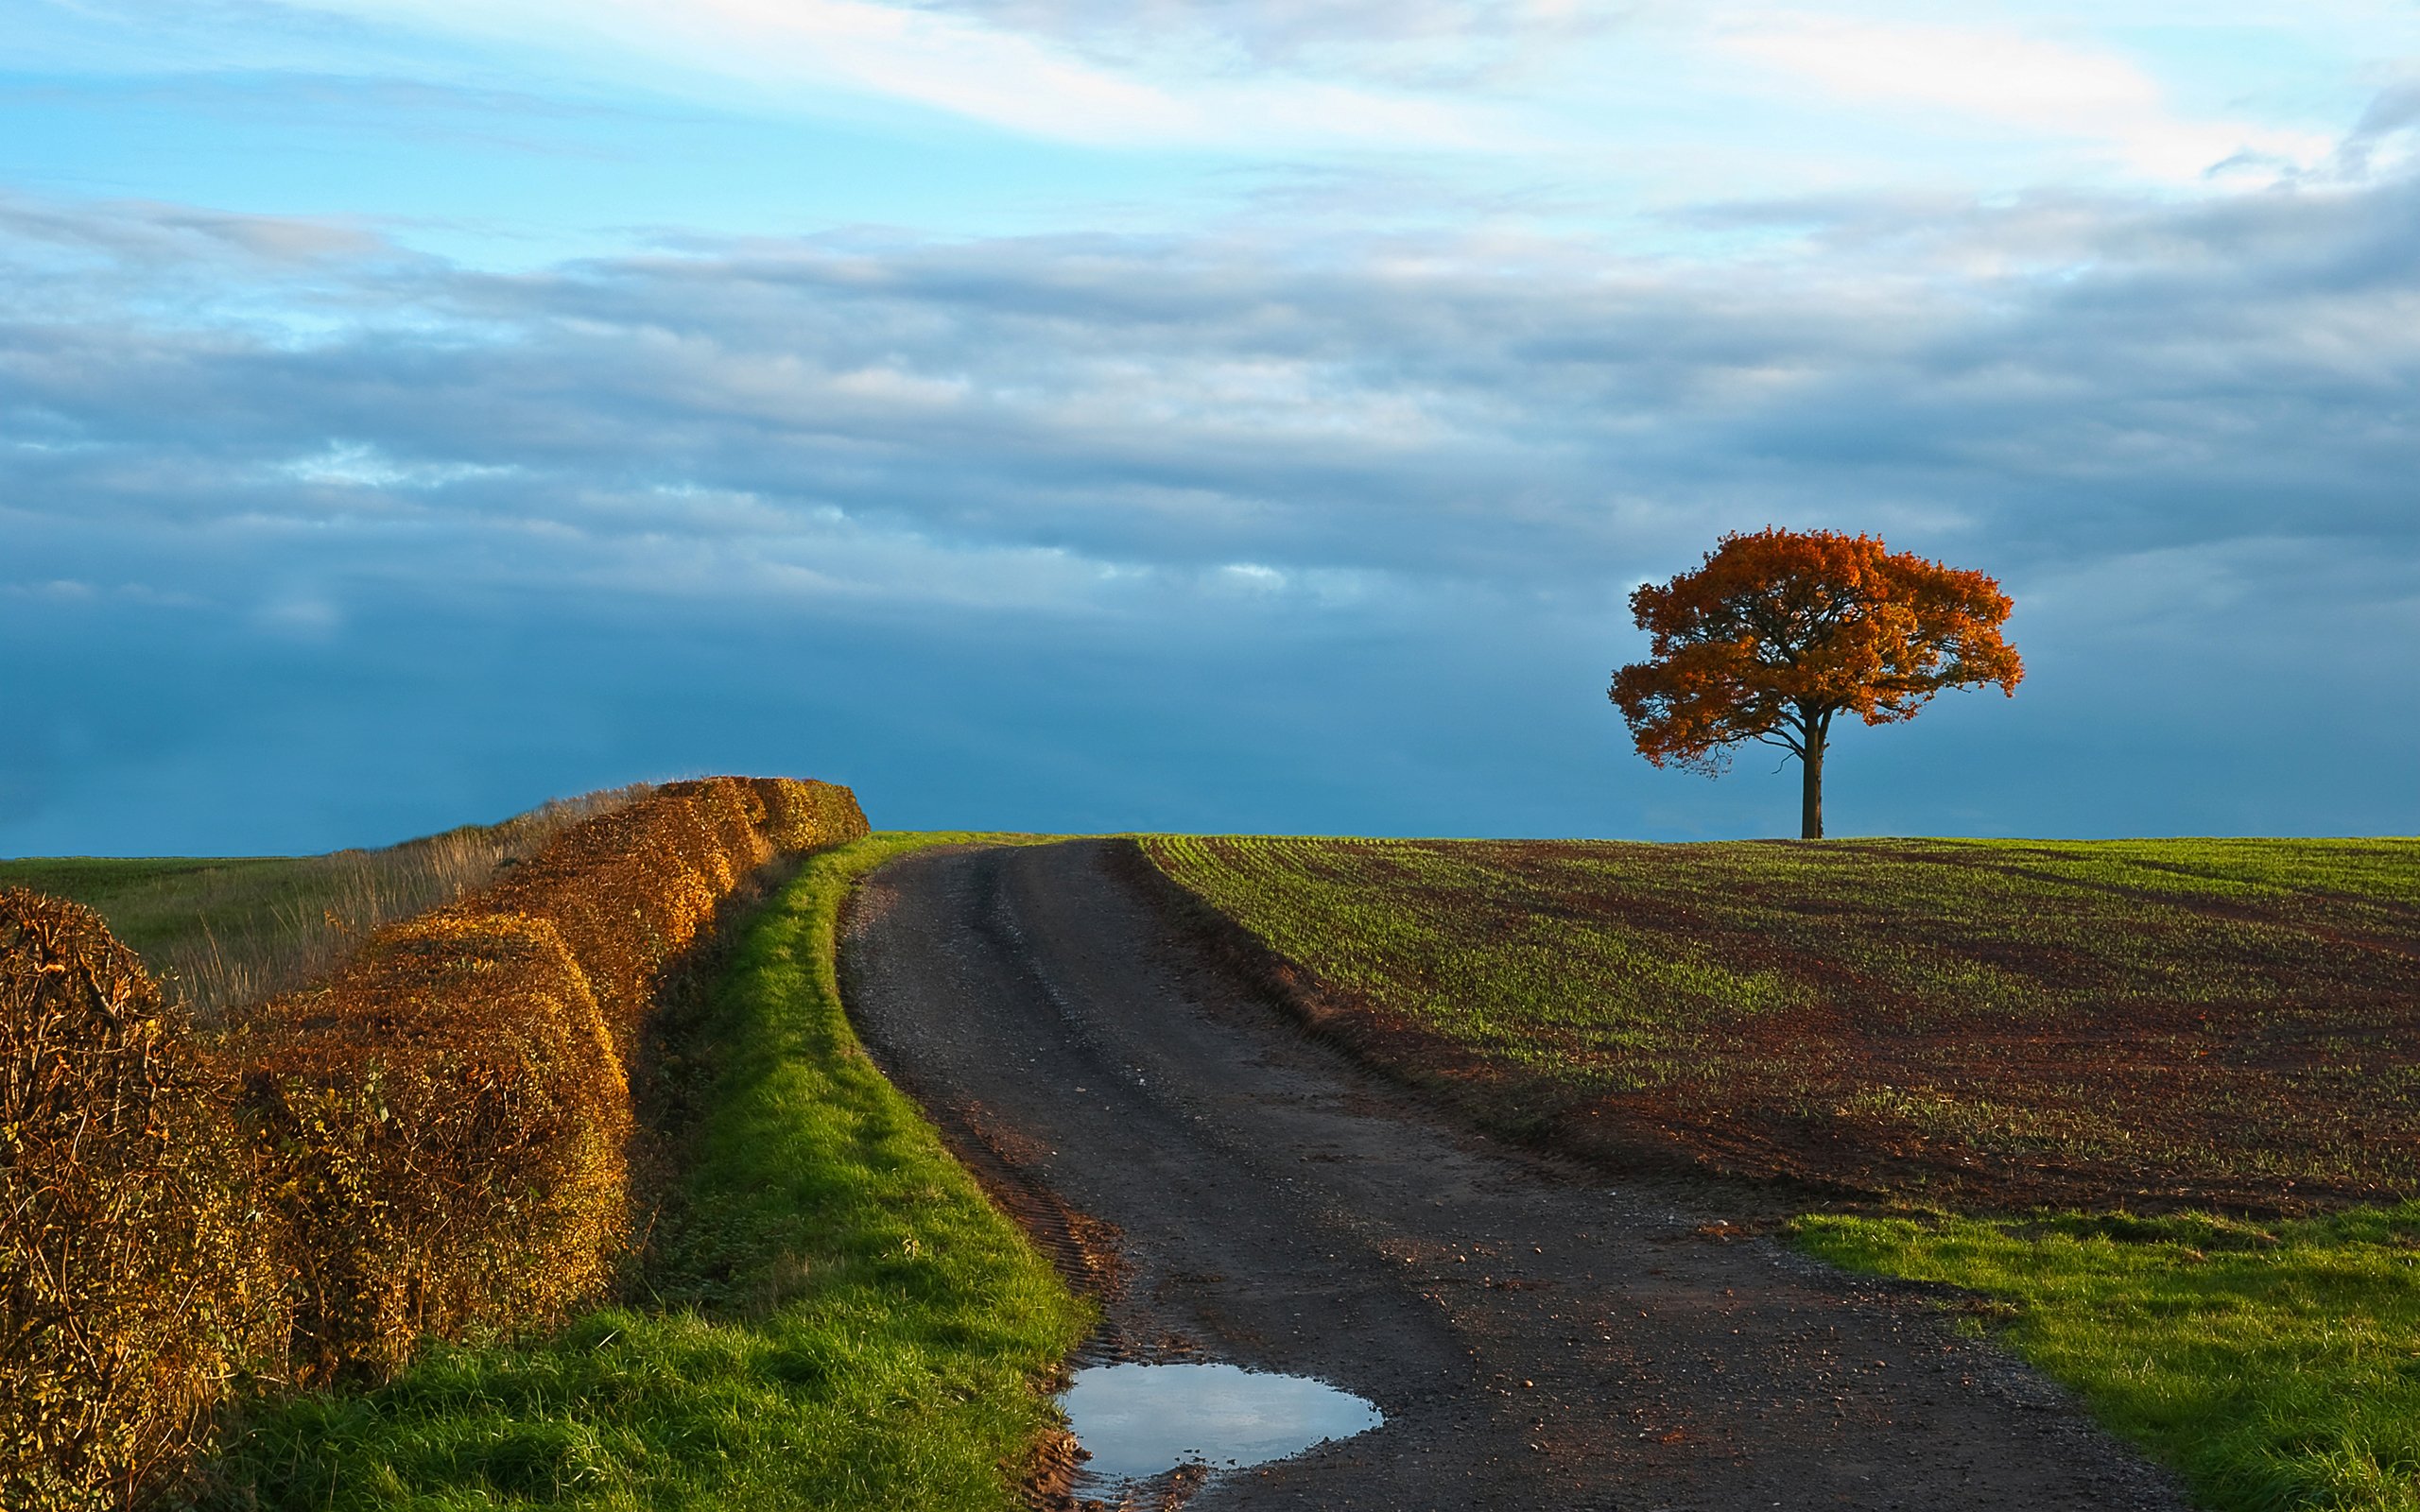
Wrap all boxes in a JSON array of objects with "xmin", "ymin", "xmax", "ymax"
[{"xmin": 1062, "ymin": 1362, "xmax": 1383, "ymax": 1485}]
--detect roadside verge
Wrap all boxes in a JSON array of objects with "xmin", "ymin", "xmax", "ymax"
[{"xmin": 214, "ymin": 833, "xmax": 1092, "ymax": 1511}]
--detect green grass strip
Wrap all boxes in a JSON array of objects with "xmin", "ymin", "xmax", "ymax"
[
  {"xmin": 214, "ymin": 832, "xmax": 1093, "ymax": 1511},
  {"xmin": 1793, "ymin": 1206, "xmax": 2420, "ymax": 1512}
]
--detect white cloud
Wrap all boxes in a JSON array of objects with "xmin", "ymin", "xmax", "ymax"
[
  {"xmin": 1721, "ymin": 16, "xmax": 2336, "ymax": 181},
  {"xmin": 892, "ymin": 0, "xmax": 1620, "ymax": 85},
  {"xmin": 293, "ymin": 0, "xmax": 1519, "ymax": 147},
  {"xmin": 255, "ymin": 594, "xmax": 344, "ymax": 636},
  {"xmin": 276, "ymin": 440, "xmax": 521, "ymax": 489}
]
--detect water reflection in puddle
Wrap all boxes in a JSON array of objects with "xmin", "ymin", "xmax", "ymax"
[{"xmin": 1062, "ymin": 1362, "xmax": 1383, "ymax": 1484}]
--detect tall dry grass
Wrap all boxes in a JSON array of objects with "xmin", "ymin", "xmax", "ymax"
[{"xmin": 159, "ymin": 786, "xmax": 650, "ymax": 1022}]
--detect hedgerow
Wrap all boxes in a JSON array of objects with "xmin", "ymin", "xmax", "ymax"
[
  {"xmin": 0, "ymin": 777, "xmax": 868, "ymax": 1505},
  {"xmin": 0, "ymin": 892, "xmax": 280, "ymax": 1512}
]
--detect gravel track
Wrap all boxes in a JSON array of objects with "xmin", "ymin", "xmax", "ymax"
[{"xmin": 838, "ymin": 839, "xmax": 2193, "ymax": 1511}]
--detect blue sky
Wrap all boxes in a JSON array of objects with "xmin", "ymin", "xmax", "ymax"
[{"xmin": 5, "ymin": 0, "xmax": 2417, "ymax": 851}]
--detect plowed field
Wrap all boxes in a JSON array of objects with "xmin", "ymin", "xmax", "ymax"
[{"xmin": 1138, "ymin": 836, "xmax": 2420, "ymax": 1213}]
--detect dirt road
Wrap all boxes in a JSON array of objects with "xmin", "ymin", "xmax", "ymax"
[{"xmin": 839, "ymin": 840, "xmax": 2191, "ymax": 1511}]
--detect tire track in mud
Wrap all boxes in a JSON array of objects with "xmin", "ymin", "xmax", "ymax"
[{"xmin": 838, "ymin": 839, "xmax": 2192, "ymax": 1512}]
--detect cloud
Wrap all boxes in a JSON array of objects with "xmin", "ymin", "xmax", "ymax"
[
  {"xmin": 1721, "ymin": 18, "xmax": 2336, "ymax": 181},
  {"xmin": 2333, "ymin": 76, "xmax": 2420, "ymax": 179},
  {"xmin": 7, "ymin": 172, "xmax": 2420, "ymax": 847},
  {"xmin": 0, "ymin": 194, "xmax": 391, "ymax": 279},
  {"xmin": 9, "ymin": 177, "xmax": 2420, "ymax": 593},
  {"xmin": 283, "ymin": 0, "xmax": 1526, "ymax": 147},
  {"xmin": 890, "ymin": 0, "xmax": 1623, "ymax": 85}
]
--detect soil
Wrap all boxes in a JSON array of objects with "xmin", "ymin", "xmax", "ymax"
[
  {"xmin": 1141, "ymin": 835, "xmax": 2420, "ymax": 1217},
  {"xmin": 838, "ymin": 839, "xmax": 2195, "ymax": 1511}
]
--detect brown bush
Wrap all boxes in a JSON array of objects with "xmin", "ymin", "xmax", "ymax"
[
  {"xmin": 234, "ymin": 776, "xmax": 867, "ymax": 1382},
  {"xmin": 478, "ymin": 779, "xmax": 766, "ymax": 1057},
  {"xmin": 746, "ymin": 776, "xmax": 872, "ymax": 854},
  {"xmin": 0, "ymin": 891, "xmax": 280, "ymax": 1511},
  {"xmin": 238, "ymin": 913, "xmax": 630, "ymax": 1384}
]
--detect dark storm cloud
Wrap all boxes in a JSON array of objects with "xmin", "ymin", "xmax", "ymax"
[{"xmin": 5, "ymin": 171, "xmax": 2418, "ymax": 850}]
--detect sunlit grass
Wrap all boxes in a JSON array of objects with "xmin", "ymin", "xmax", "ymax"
[
  {"xmin": 209, "ymin": 833, "xmax": 1092, "ymax": 1511},
  {"xmin": 1794, "ymin": 1205, "xmax": 2420, "ymax": 1512}
]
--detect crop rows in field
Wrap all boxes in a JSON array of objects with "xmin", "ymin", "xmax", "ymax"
[{"xmin": 1141, "ymin": 835, "xmax": 2420, "ymax": 1211}]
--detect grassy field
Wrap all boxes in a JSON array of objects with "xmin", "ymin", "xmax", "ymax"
[
  {"xmin": 0, "ymin": 791, "xmax": 637, "ymax": 1019},
  {"xmin": 1141, "ymin": 834, "xmax": 2420, "ymax": 1211},
  {"xmin": 1792, "ymin": 1204, "xmax": 2420, "ymax": 1512},
  {"xmin": 1142, "ymin": 833, "xmax": 2420, "ymax": 1512},
  {"xmin": 210, "ymin": 833, "xmax": 1091, "ymax": 1511},
  {"xmin": 0, "ymin": 854, "xmax": 304, "ymax": 971}
]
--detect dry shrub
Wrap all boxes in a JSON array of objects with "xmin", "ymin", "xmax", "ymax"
[
  {"xmin": 238, "ymin": 913, "xmax": 630, "ymax": 1385},
  {"xmin": 475, "ymin": 779, "xmax": 866, "ymax": 1057},
  {"xmin": 233, "ymin": 776, "xmax": 868, "ymax": 1382},
  {"xmin": 0, "ymin": 891, "xmax": 279, "ymax": 1511},
  {"xmin": 475, "ymin": 780, "xmax": 760, "ymax": 1060},
  {"xmin": 747, "ymin": 776, "xmax": 871, "ymax": 855}
]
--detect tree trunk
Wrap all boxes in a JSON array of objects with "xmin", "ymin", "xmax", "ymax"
[{"xmin": 1800, "ymin": 723, "xmax": 1825, "ymax": 840}]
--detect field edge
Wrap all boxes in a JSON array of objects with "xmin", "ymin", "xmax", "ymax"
[{"xmin": 207, "ymin": 831, "xmax": 1095, "ymax": 1512}]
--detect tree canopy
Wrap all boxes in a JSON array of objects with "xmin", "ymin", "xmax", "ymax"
[{"xmin": 1609, "ymin": 528, "xmax": 2023, "ymax": 838}]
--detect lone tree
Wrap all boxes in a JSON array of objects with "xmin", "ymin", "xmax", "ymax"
[{"xmin": 1609, "ymin": 527, "xmax": 2023, "ymax": 839}]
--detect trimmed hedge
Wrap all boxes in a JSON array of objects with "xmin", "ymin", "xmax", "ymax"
[
  {"xmin": 0, "ymin": 891, "xmax": 280, "ymax": 1512},
  {"xmin": 473, "ymin": 779, "xmax": 769, "ymax": 1060},
  {"xmin": 237, "ymin": 912, "xmax": 631, "ymax": 1385},
  {"xmin": 235, "ymin": 777, "xmax": 868, "ymax": 1383},
  {"xmin": 1, "ymin": 776, "xmax": 869, "ymax": 1501}
]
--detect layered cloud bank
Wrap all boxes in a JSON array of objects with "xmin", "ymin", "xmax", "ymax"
[
  {"xmin": 5, "ymin": 0, "xmax": 2418, "ymax": 847},
  {"xmin": 6, "ymin": 151, "xmax": 2417, "ymax": 848}
]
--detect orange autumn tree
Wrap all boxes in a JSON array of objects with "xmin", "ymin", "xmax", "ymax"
[{"xmin": 1609, "ymin": 528, "xmax": 2023, "ymax": 839}]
